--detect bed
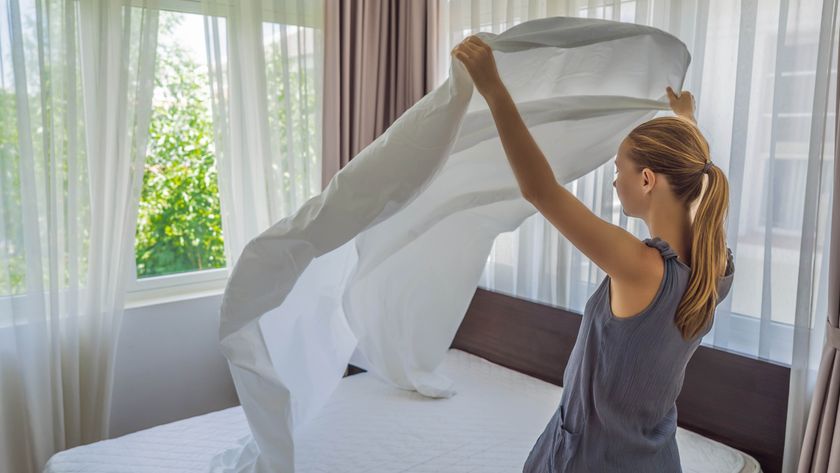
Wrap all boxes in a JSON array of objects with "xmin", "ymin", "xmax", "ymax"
[
  {"xmin": 45, "ymin": 348, "xmax": 760, "ymax": 473},
  {"xmin": 45, "ymin": 287, "xmax": 786, "ymax": 472}
]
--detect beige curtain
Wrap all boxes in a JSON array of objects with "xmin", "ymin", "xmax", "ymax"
[
  {"xmin": 797, "ymin": 40, "xmax": 840, "ymax": 472},
  {"xmin": 321, "ymin": 0, "xmax": 438, "ymax": 189}
]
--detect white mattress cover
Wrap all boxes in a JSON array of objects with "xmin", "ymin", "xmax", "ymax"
[{"xmin": 45, "ymin": 349, "xmax": 762, "ymax": 473}]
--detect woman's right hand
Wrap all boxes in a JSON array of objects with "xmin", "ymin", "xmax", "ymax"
[{"xmin": 666, "ymin": 86, "xmax": 696, "ymax": 123}]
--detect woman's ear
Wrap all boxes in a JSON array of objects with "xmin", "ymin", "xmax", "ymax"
[{"xmin": 641, "ymin": 168, "xmax": 656, "ymax": 195}]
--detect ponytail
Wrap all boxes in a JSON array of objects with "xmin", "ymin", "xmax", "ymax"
[{"xmin": 675, "ymin": 163, "xmax": 729, "ymax": 340}]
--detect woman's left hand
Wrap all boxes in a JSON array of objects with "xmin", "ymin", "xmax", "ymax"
[{"xmin": 451, "ymin": 35, "xmax": 505, "ymax": 99}]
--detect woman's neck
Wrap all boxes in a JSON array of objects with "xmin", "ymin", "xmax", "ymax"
[{"xmin": 645, "ymin": 204, "xmax": 693, "ymax": 265}]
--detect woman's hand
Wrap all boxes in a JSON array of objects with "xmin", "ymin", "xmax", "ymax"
[
  {"xmin": 451, "ymin": 35, "xmax": 505, "ymax": 99},
  {"xmin": 666, "ymin": 86, "xmax": 696, "ymax": 123}
]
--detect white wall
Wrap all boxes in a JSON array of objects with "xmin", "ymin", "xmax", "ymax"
[{"xmin": 109, "ymin": 293, "xmax": 239, "ymax": 437}]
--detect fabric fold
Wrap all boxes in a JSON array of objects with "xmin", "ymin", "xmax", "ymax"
[{"xmin": 214, "ymin": 16, "xmax": 690, "ymax": 473}]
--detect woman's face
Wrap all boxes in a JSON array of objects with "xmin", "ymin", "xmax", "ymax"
[{"xmin": 613, "ymin": 137, "xmax": 650, "ymax": 218}]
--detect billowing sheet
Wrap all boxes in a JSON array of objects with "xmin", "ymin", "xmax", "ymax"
[{"xmin": 215, "ymin": 16, "xmax": 690, "ymax": 473}]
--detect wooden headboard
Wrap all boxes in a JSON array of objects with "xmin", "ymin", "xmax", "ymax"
[{"xmin": 450, "ymin": 288, "xmax": 790, "ymax": 473}]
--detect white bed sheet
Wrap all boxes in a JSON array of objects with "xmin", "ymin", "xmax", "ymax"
[{"xmin": 44, "ymin": 349, "xmax": 761, "ymax": 473}]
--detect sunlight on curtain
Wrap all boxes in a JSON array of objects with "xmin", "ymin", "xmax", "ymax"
[
  {"xmin": 0, "ymin": 1, "xmax": 159, "ymax": 472},
  {"xmin": 202, "ymin": 0, "xmax": 324, "ymax": 268},
  {"xmin": 438, "ymin": 1, "xmax": 837, "ymax": 472}
]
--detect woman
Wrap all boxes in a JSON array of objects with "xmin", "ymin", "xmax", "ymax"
[{"xmin": 451, "ymin": 36, "xmax": 735, "ymax": 473}]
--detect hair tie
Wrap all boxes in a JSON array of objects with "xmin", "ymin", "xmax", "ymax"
[{"xmin": 703, "ymin": 161, "xmax": 713, "ymax": 174}]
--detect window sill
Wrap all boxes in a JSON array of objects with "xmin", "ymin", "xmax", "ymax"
[{"xmin": 125, "ymin": 268, "xmax": 229, "ymax": 310}]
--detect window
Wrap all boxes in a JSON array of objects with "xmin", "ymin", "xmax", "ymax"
[
  {"xmin": 133, "ymin": 10, "xmax": 226, "ymax": 280},
  {"xmin": 729, "ymin": 37, "xmax": 835, "ymax": 331},
  {"xmin": 126, "ymin": 7, "xmax": 228, "ymax": 306},
  {"xmin": 263, "ymin": 21, "xmax": 323, "ymax": 213},
  {"xmin": 126, "ymin": 2, "xmax": 324, "ymax": 306},
  {"xmin": 751, "ymin": 41, "xmax": 819, "ymax": 238}
]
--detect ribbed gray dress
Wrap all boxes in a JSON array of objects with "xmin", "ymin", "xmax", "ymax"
[{"xmin": 522, "ymin": 237, "xmax": 735, "ymax": 473}]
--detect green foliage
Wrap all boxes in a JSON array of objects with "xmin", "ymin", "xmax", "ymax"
[
  {"xmin": 264, "ymin": 47, "xmax": 320, "ymax": 204},
  {"xmin": 260, "ymin": 22, "xmax": 323, "ymax": 213},
  {"xmin": 0, "ymin": 90, "xmax": 25, "ymax": 294},
  {"xmin": 134, "ymin": 13, "xmax": 226, "ymax": 278},
  {"xmin": 0, "ymin": 37, "xmax": 90, "ymax": 297}
]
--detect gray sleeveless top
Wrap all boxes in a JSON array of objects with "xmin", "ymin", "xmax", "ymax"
[{"xmin": 522, "ymin": 237, "xmax": 735, "ymax": 473}]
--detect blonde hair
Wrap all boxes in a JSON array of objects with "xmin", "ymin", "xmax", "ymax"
[{"xmin": 626, "ymin": 116, "xmax": 730, "ymax": 341}]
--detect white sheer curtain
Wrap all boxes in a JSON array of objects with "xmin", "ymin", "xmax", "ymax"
[
  {"xmin": 0, "ymin": 1, "xmax": 158, "ymax": 472},
  {"xmin": 201, "ymin": 0, "xmax": 324, "ymax": 268},
  {"xmin": 437, "ymin": 1, "xmax": 837, "ymax": 472}
]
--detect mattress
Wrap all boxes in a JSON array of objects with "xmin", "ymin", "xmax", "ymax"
[{"xmin": 45, "ymin": 349, "xmax": 762, "ymax": 473}]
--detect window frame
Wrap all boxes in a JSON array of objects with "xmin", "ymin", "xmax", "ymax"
[
  {"xmin": 125, "ymin": 0, "xmax": 322, "ymax": 307},
  {"xmin": 126, "ymin": 1, "xmax": 227, "ymax": 307}
]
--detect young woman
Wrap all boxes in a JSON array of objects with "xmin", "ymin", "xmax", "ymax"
[{"xmin": 451, "ymin": 36, "xmax": 735, "ymax": 473}]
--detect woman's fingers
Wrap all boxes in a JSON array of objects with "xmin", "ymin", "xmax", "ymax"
[
  {"xmin": 462, "ymin": 39, "xmax": 483, "ymax": 53},
  {"xmin": 666, "ymin": 86, "xmax": 694, "ymax": 105},
  {"xmin": 451, "ymin": 35, "xmax": 491, "ymax": 60},
  {"xmin": 451, "ymin": 45, "xmax": 468, "ymax": 60},
  {"xmin": 666, "ymin": 86, "xmax": 696, "ymax": 120},
  {"xmin": 453, "ymin": 43, "xmax": 479, "ymax": 58},
  {"xmin": 461, "ymin": 46, "xmax": 483, "ymax": 62},
  {"xmin": 465, "ymin": 35, "xmax": 490, "ymax": 50},
  {"xmin": 452, "ymin": 46, "xmax": 481, "ymax": 67}
]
